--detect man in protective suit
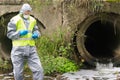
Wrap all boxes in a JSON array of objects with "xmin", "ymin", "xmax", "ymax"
[{"xmin": 7, "ymin": 3, "xmax": 44, "ymax": 80}]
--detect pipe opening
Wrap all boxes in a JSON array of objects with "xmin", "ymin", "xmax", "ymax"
[
  {"xmin": 0, "ymin": 12, "xmax": 17, "ymax": 60},
  {"xmin": 85, "ymin": 20, "xmax": 116, "ymax": 58},
  {"xmin": 76, "ymin": 13, "xmax": 120, "ymax": 65}
]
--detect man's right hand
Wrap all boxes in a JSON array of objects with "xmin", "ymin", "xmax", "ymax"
[{"xmin": 19, "ymin": 30, "xmax": 28, "ymax": 36}]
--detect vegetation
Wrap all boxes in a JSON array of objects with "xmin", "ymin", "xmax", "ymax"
[
  {"xmin": 36, "ymin": 28, "xmax": 81, "ymax": 75},
  {"xmin": 0, "ymin": 59, "xmax": 12, "ymax": 73}
]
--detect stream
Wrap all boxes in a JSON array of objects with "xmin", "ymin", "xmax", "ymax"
[
  {"xmin": 1, "ymin": 61, "xmax": 120, "ymax": 80},
  {"xmin": 57, "ymin": 61, "xmax": 120, "ymax": 80}
]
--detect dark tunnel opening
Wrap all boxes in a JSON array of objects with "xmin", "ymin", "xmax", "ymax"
[
  {"xmin": 0, "ymin": 12, "xmax": 18, "ymax": 60},
  {"xmin": 85, "ymin": 20, "xmax": 118, "ymax": 59},
  {"xmin": 75, "ymin": 13, "xmax": 120, "ymax": 65}
]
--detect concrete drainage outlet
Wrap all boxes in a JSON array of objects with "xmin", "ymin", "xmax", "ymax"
[
  {"xmin": 0, "ymin": 12, "xmax": 17, "ymax": 60},
  {"xmin": 76, "ymin": 12, "xmax": 120, "ymax": 65}
]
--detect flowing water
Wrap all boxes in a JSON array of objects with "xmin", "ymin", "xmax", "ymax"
[
  {"xmin": 0, "ymin": 60, "xmax": 119, "ymax": 80},
  {"xmin": 59, "ymin": 60, "xmax": 120, "ymax": 80},
  {"xmin": 96, "ymin": 59, "xmax": 113, "ymax": 70}
]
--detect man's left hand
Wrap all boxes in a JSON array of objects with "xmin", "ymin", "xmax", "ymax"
[{"xmin": 32, "ymin": 33, "xmax": 38, "ymax": 39}]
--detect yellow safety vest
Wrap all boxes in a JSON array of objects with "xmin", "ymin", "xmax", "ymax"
[{"xmin": 12, "ymin": 14, "xmax": 37, "ymax": 46}]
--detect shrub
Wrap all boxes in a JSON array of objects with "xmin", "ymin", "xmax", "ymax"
[
  {"xmin": 54, "ymin": 57, "xmax": 79, "ymax": 73},
  {"xmin": 35, "ymin": 28, "xmax": 81, "ymax": 75},
  {"xmin": 40, "ymin": 56, "xmax": 79, "ymax": 75}
]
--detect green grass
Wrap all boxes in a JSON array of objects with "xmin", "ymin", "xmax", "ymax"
[{"xmin": 35, "ymin": 29, "xmax": 81, "ymax": 75}]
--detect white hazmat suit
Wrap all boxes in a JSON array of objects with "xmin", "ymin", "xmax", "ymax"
[{"xmin": 7, "ymin": 3, "xmax": 44, "ymax": 80}]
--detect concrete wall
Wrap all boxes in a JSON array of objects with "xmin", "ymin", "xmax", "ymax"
[
  {"xmin": 0, "ymin": 1, "xmax": 63, "ymax": 36},
  {"xmin": 0, "ymin": 1, "xmax": 120, "ymax": 37}
]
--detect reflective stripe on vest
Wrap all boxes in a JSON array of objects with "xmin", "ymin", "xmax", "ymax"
[{"xmin": 12, "ymin": 14, "xmax": 36, "ymax": 46}]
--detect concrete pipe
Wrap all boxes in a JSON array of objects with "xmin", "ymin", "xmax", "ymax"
[
  {"xmin": 0, "ymin": 12, "xmax": 45, "ymax": 60},
  {"xmin": 0, "ymin": 12, "xmax": 17, "ymax": 60},
  {"xmin": 75, "ymin": 12, "xmax": 120, "ymax": 65}
]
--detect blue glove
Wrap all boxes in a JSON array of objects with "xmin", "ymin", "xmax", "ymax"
[
  {"xmin": 19, "ymin": 30, "xmax": 28, "ymax": 36},
  {"xmin": 32, "ymin": 33, "xmax": 38, "ymax": 39}
]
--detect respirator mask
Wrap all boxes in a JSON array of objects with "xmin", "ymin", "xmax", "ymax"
[{"xmin": 23, "ymin": 14, "xmax": 30, "ymax": 19}]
